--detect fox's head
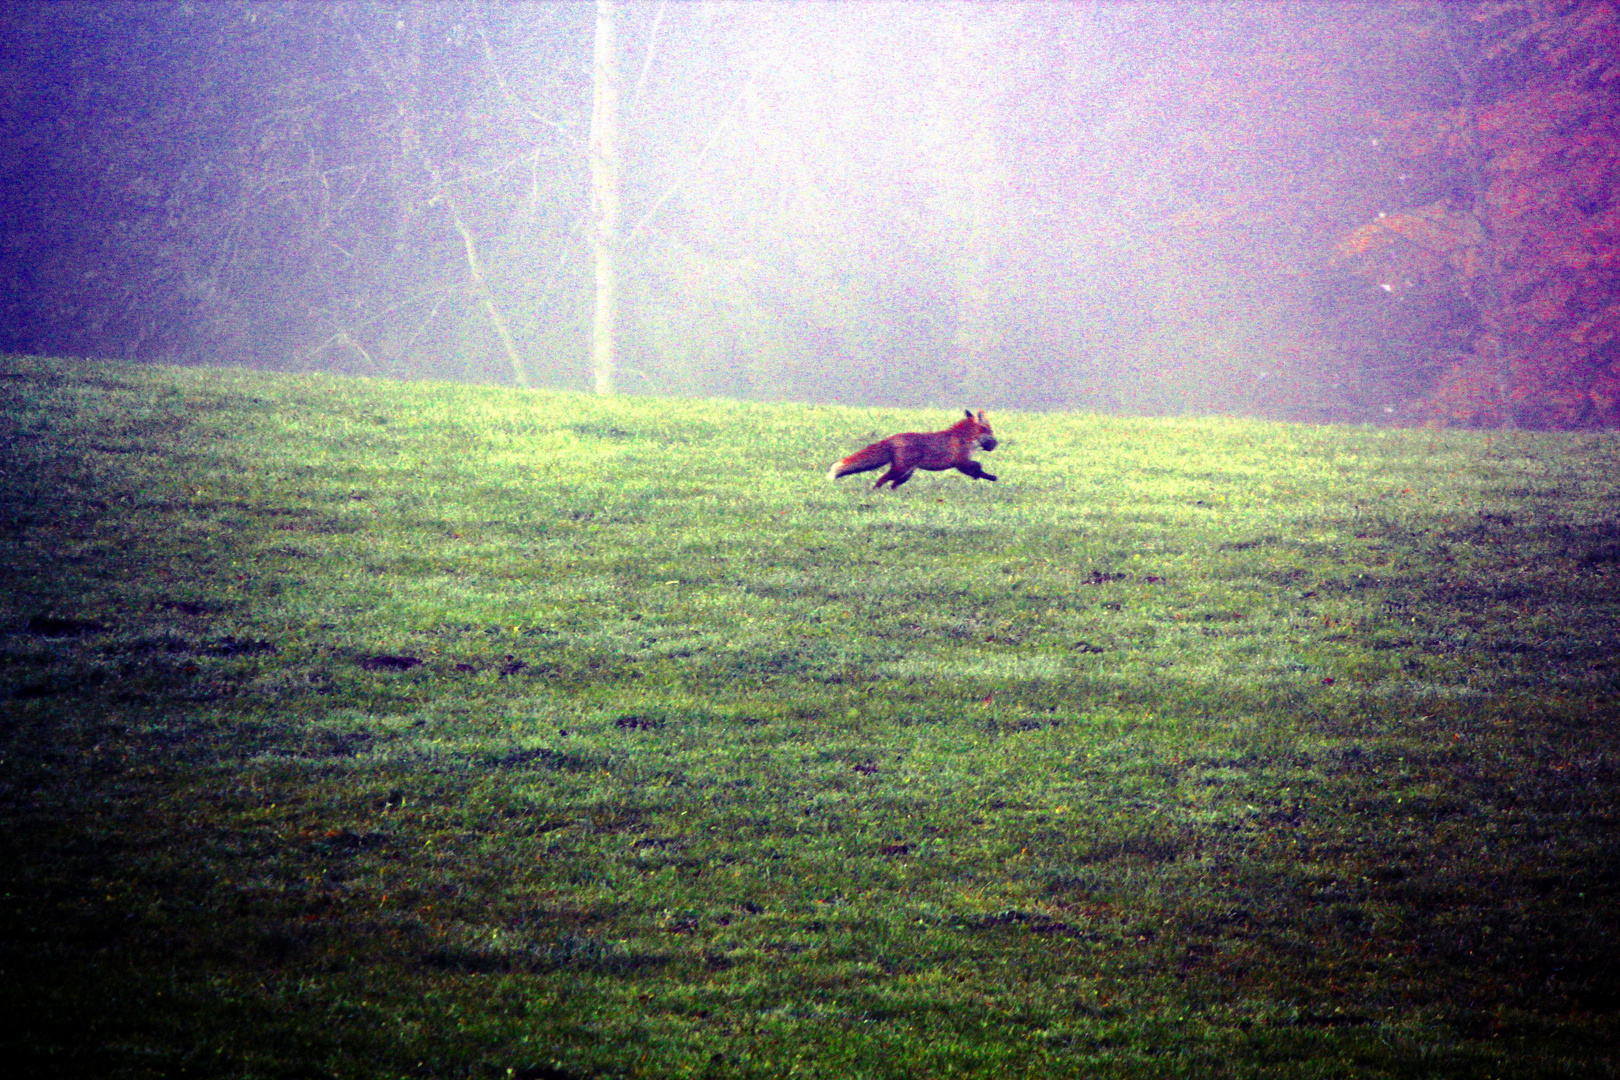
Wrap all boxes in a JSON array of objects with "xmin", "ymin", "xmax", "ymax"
[{"xmin": 963, "ymin": 409, "xmax": 997, "ymax": 451}]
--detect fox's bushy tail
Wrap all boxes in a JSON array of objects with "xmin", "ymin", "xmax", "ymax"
[{"xmin": 827, "ymin": 442, "xmax": 893, "ymax": 481}]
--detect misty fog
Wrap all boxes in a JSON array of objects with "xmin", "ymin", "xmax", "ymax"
[{"xmin": 2, "ymin": 1, "xmax": 1615, "ymax": 427}]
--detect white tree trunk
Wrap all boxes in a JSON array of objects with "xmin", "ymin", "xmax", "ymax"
[
  {"xmin": 590, "ymin": 0, "xmax": 622, "ymax": 395},
  {"xmin": 940, "ymin": 9, "xmax": 1004, "ymax": 406}
]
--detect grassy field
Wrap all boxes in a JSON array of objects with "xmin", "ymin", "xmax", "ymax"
[{"xmin": 1, "ymin": 354, "xmax": 1617, "ymax": 1079}]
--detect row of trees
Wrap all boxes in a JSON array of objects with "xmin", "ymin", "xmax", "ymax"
[{"xmin": 2, "ymin": 1, "xmax": 1615, "ymax": 426}]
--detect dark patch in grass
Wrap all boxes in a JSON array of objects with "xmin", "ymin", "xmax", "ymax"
[
  {"xmin": 1580, "ymin": 542, "xmax": 1620, "ymax": 565},
  {"xmin": 995, "ymin": 719, "xmax": 1055, "ymax": 734},
  {"xmin": 358, "ymin": 654, "xmax": 423, "ymax": 671},
  {"xmin": 1313, "ymin": 744, "xmax": 1378, "ymax": 772},
  {"xmin": 300, "ymin": 730, "xmax": 375, "ymax": 757},
  {"xmin": 418, "ymin": 947, "xmax": 521, "ymax": 974},
  {"xmin": 151, "ymin": 599, "xmax": 210, "ymax": 616},
  {"xmin": 510, "ymin": 1066, "xmax": 589, "ymax": 1080},
  {"xmin": 1318, "ymin": 573, "xmax": 1403, "ymax": 593},
  {"xmin": 274, "ymin": 516, "xmax": 362, "ymax": 535},
  {"xmin": 421, "ymin": 933, "xmax": 653, "ymax": 976},
  {"xmin": 1554, "ymin": 956, "xmax": 1620, "ymax": 1012},
  {"xmin": 565, "ymin": 422, "xmax": 636, "ymax": 440},
  {"xmin": 957, "ymin": 909, "xmax": 1097, "ymax": 938},
  {"xmin": 204, "ymin": 635, "xmax": 277, "ymax": 657},
  {"xmin": 1288, "ymin": 1012, "xmax": 1376, "ymax": 1028},
  {"xmin": 264, "ymin": 544, "xmax": 317, "ymax": 558},
  {"xmin": 25, "ymin": 615, "xmax": 105, "ymax": 637},
  {"xmin": 488, "ymin": 747, "xmax": 607, "ymax": 772},
  {"xmin": 1074, "ymin": 834, "xmax": 1186, "ymax": 864},
  {"xmin": 1220, "ymin": 536, "xmax": 1281, "ymax": 551},
  {"xmin": 727, "ymin": 643, "xmax": 844, "ymax": 678},
  {"xmin": 306, "ymin": 828, "xmax": 389, "ymax": 857},
  {"xmin": 614, "ymin": 714, "xmax": 663, "ymax": 731},
  {"xmin": 12, "ymin": 679, "xmax": 73, "ymax": 700},
  {"xmin": 253, "ymin": 926, "xmax": 323, "ymax": 963}
]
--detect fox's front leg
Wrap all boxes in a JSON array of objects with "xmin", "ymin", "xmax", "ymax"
[{"xmin": 955, "ymin": 461, "xmax": 996, "ymax": 482}]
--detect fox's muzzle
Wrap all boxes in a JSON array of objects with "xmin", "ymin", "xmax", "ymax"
[{"xmin": 980, "ymin": 436, "xmax": 997, "ymax": 451}]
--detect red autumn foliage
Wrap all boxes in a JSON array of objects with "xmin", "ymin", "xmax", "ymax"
[{"xmin": 1338, "ymin": 0, "xmax": 1620, "ymax": 428}]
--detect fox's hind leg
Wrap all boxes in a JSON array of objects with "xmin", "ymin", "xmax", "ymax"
[{"xmin": 873, "ymin": 466, "xmax": 914, "ymax": 489}]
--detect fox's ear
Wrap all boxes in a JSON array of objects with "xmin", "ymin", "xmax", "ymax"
[
  {"xmin": 964, "ymin": 409, "xmax": 974, "ymax": 419},
  {"xmin": 977, "ymin": 410, "xmax": 988, "ymax": 422}
]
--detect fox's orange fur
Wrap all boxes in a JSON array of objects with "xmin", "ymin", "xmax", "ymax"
[{"xmin": 827, "ymin": 410, "xmax": 998, "ymax": 490}]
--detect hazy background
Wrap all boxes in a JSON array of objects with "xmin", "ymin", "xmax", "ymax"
[{"xmin": 2, "ymin": 1, "xmax": 1615, "ymax": 427}]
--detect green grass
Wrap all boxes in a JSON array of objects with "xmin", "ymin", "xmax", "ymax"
[{"xmin": 1, "ymin": 354, "xmax": 1616, "ymax": 1079}]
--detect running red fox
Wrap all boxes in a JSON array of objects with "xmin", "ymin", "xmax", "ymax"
[{"xmin": 827, "ymin": 410, "xmax": 997, "ymax": 490}]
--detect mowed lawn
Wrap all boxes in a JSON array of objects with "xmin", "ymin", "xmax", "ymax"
[{"xmin": 1, "ymin": 355, "xmax": 1617, "ymax": 1079}]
